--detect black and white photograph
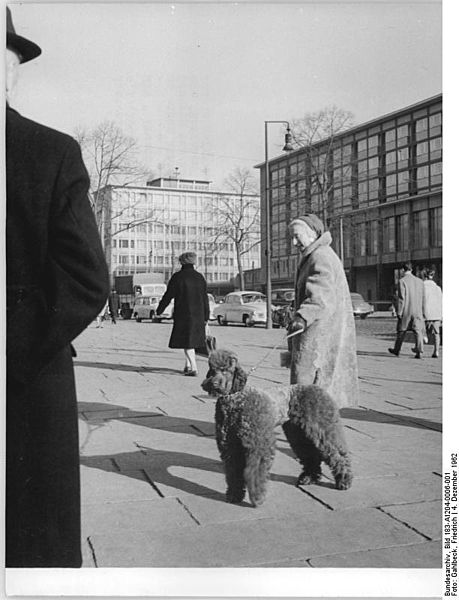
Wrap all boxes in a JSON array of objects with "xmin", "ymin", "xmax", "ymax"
[{"xmin": 4, "ymin": 0, "xmax": 450, "ymax": 597}]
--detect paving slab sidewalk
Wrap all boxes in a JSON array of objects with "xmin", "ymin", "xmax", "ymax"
[{"xmin": 74, "ymin": 320, "xmax": 442, "ymax": 568}]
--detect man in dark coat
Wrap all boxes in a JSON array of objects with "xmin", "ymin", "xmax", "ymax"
[
  {"xmin": 6, "ymin": 8, "xmax": 109, "ymax": 567},
  {"xmin": 389, "ymin": 262, "xmax": 425, "ymax": 358},
  {"xmin": 157, "ymin": 252, "xmax": 209, "ymax": 376}
]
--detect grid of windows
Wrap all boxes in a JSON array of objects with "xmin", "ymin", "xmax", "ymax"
[
  {"xmin": 106, "ymin": 184, "xmax": 260, "ymax": 279},
  {"xmin": 263, "ymin": 97, "xmax": 442, "ymax": 286}
]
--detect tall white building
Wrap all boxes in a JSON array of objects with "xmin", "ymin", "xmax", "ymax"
[{"xmin": 98, "ymin": 177, "xmax": 261, "ymax": 285}]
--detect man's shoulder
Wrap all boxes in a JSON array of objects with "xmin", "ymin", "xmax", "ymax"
[{"xmin": 7, "ymin": 107, "xmax": 76, "ymax": 150}]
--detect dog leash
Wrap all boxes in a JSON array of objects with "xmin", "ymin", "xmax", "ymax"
[{"xmin": 247, "ymin": 328, "xmax": 304, "ymax": 377}]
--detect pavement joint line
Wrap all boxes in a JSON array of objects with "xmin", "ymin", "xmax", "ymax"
[
  {"xmin": 155, "ymin": 406, "xmax": 168, "ymax": 415},
  {"xmin": 190, "ymin": 424, "xmax": 211, "ymax": 436},
  {"xmin": 176, "ymin": 498, "xmax": 201, "ymax": 526},
  {"xmin": 191, "ymin": 395, "xmax": 207, "ymax": 404},
  {"xmin": 79, "ymin": 423, "xmax": 105, "ymax": 453},
  {"xmin": 359, "ymin": 379, "xmax": 383, "ymax": 388},
  {"xmin": 134, "ymin": 441, "xmax": 149, "ymax": 455},
  {"xmin": 86, "ymin": 536, "xmax": 98, "ymax": 568},
  {"xmin": 344, "ymin": 424, "xmax": 376, "ymax": 439},
  {"xmin": 98, "ymin": 388, "xmax": 110, "ymax": 401},
  {"xmin": 376, "ymin": 506, "xmax": 433, "ymax": 541},
  {"xmin": 296, "ymin": 486, "xmax": 334, "ymax": 510},
  {"xmin": 141, "ymin": 468, "xmax": 164, "ymax": 498},
  {"xmin": 383, "ymin": 400, "xmax": 416, "ymax": 410}
]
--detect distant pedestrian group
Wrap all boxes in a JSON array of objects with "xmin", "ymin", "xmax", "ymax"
[{"xmin": 389, "ymin": 262, "xmax": 442, "ymax": 359}]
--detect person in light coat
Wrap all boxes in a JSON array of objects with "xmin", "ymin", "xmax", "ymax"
[
  {"xmin": 388, "ymin": 262, "xmax": 425, "ymax": 358},
  {"xmin": 288, "ymin": 215, "xmax": 359, "ymax": 408},
  {"xmin": 422, "ymin": 269, "xmax": 442, "ymax": 358}
]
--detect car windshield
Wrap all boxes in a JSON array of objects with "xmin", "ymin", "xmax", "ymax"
[
  {"xmin": 351, "ymin": 293, "xmax": 365, "ymax": 302},
  {"xmin": 208, "ymin": 294, "xmax": 215, "ymax": 303},
  {"xmin": 242, "ymin": 294, "xmax": 266, "ymax": 304}
]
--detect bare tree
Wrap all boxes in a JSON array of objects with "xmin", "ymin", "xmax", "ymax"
[
  {"xmin": 290, "ymin": 106, "xmax": 354, "ymax": 223},
  {"xmin": 75, "ymin": 121, "xmax": 151, "ymax": 235},
  {"xmin": 208, "ymin": 167, "xmax": 260, "ymax": 291}
]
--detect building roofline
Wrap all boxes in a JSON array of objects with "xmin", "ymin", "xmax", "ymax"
[
  {"xmin": 148, "ymin": 177, "xmax": 212, "ymax": 185},
  {"xmin": 254, "ymin": 93, "xmax": 442, "ymax": 169},
  {"xmin": 100, "ymin": 184, "xmax": 259, "ymax": 198}
]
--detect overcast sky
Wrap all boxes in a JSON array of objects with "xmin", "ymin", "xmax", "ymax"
[{"xmin": 9, "ymin": 1, "xmax": 442, "ymax": 189}]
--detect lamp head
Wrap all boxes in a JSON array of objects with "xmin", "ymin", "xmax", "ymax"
[{"xmin": 282, "ymin": 127, "xmax": 294, "ymax": 152}]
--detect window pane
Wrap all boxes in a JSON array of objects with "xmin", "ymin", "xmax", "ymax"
[
  {"xmin": 383, "ymin": 217, "xmax": 395, "ymax": 252},
  {"xmin": 413, "ymin": 210, "xmax": 429, "ymax": 248},
  {"xmin": 396, "ymin": 214, "xmax": 409, "ymax": 251},
  {"xmin": 429, "ymin": 207, "xmax": 442, "ymax": 247}
]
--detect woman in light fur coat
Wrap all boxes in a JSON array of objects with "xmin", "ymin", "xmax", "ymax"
[{"xmin": 288, "ymin": 215, "xmax": 359, "ymax": 408}]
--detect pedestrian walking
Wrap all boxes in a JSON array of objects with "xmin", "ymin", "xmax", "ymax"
[
  {"xmin": 96, "ymin": 300, "xmax": 108, "ymax": 328},
  {"xmin": 156, "ymin": 252, "xmax": 210, "ymax": 376},
  {"xmin": 108, "ymin": 288, "xmax": 120, "ymax": 324},
  {"xmin": 6, "ymin": 7, "xmax": 109, "ymax": 568},
  {"xmin": 287, "ymin": 215, "xmax": 359, "ymax": 408},
  {"xmin": 388, "ymin": 262, "xmax": 425, "ymax": 358},
  {"xmin": 421, "ymin": 269, "xmax": 442, "ymax": 358}
]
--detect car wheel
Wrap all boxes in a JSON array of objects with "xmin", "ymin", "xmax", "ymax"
[
  {"xmin": 217, "ymin": 315, "xmax": 227, "ymax": 326},
  {"xmin": 154, "ymin": 317, "xmax": 162, "ymax": 323},
  {"xmin": 360, "ymin": 314, "xmax": 368, "ymax": 319},
  {"xmin": 134, "ymin": 314, "xmax": 142, "ymax": 323},
  {"xmin": 243, "ymin": 315, "xmax": 254, "ymax": 327}
]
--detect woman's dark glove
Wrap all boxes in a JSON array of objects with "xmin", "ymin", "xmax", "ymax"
[{"xmin": 289, "ymin": 314, "xmax": 307, "ymax": 333}]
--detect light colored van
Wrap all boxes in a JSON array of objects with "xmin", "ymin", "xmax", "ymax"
[{"xmin": 132, "ymin": 295, "xmax": 174, "ymax": 323}]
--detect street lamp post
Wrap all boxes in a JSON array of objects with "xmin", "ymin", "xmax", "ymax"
[{"xmin": 264, "ymin": 120, "xmax": 293, "ymax": 329}]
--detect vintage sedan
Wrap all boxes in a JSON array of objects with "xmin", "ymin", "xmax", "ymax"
[
  {"xmin": 213, "ymin": 291, "xmax": 267, "ymax": 327},
  {"xmin": 350, "ymin": 292, "xmax": 374, "ymax": 319},
  {"xmin": 132, "ymin": 295, "xmax": 174, "ymax": 323}
]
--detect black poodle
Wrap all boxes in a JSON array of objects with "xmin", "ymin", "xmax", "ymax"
[{"xmin": 201, "ymin": 349, "xmax": 352, "ymax": 507}]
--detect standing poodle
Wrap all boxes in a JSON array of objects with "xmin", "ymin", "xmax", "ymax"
[{"xmin": 201, "ymin": 349, "xmax": 352, "ymax": 507}]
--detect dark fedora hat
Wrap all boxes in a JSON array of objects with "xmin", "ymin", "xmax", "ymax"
[{"xmin": 6, "ymin": 6, "xmax": 41, "ymax": 63}]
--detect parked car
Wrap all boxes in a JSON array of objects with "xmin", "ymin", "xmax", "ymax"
[
  {"xmin": 213, "ymin": 291, "xmax": 267, "ymax": 327},
  {"xmin": 132, "ymin": 295, "xmax": 174, "ymax": 322},
  {"xmin": 271, "ymin": 288, "xmax": 295, "ymax": 328},
  {"xmin": 271, "ymin": 288, "xmax": 295, "ymax": 307},
  {"xmin": 350, "ymin": 292, "xmax": 374, "ymax": 319},
  {"xmin": 207, "ymin": 293, "xmax": 217, "ymax": 321}
]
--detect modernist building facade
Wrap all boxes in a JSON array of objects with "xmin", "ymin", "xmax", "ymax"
[
  {"xmin": 98, "ymin": 177, "xmax": 260, "ymax": 285},
  {"xmin": 256, "ymin": 94, "xmax": 442, "ymax": 301}
]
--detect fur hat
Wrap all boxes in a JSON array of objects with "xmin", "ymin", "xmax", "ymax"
[
  {"xmin": 6, "ymin": 7, "xmax": 41, "ymax": 63},
  {"xmin": 289, "ymin": 214, "xmax": 325, "ymax": 237},
  {"xmin": 179, "ymin": 251, "xmax": 197, "ymax": 265}
]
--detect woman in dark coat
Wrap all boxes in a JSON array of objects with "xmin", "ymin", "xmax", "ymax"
[
  {"xmin": 6, "ymin": 9, "xmax": 109, "ymax": 567},
  {"xmin": 157, "ymin": 252, "xmax": 210, "ymax": 376}
]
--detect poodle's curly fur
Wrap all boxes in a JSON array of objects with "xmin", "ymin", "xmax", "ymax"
[{"xmin": 201, "ymin": 349, "xmax": 352, "ymax": 507}]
